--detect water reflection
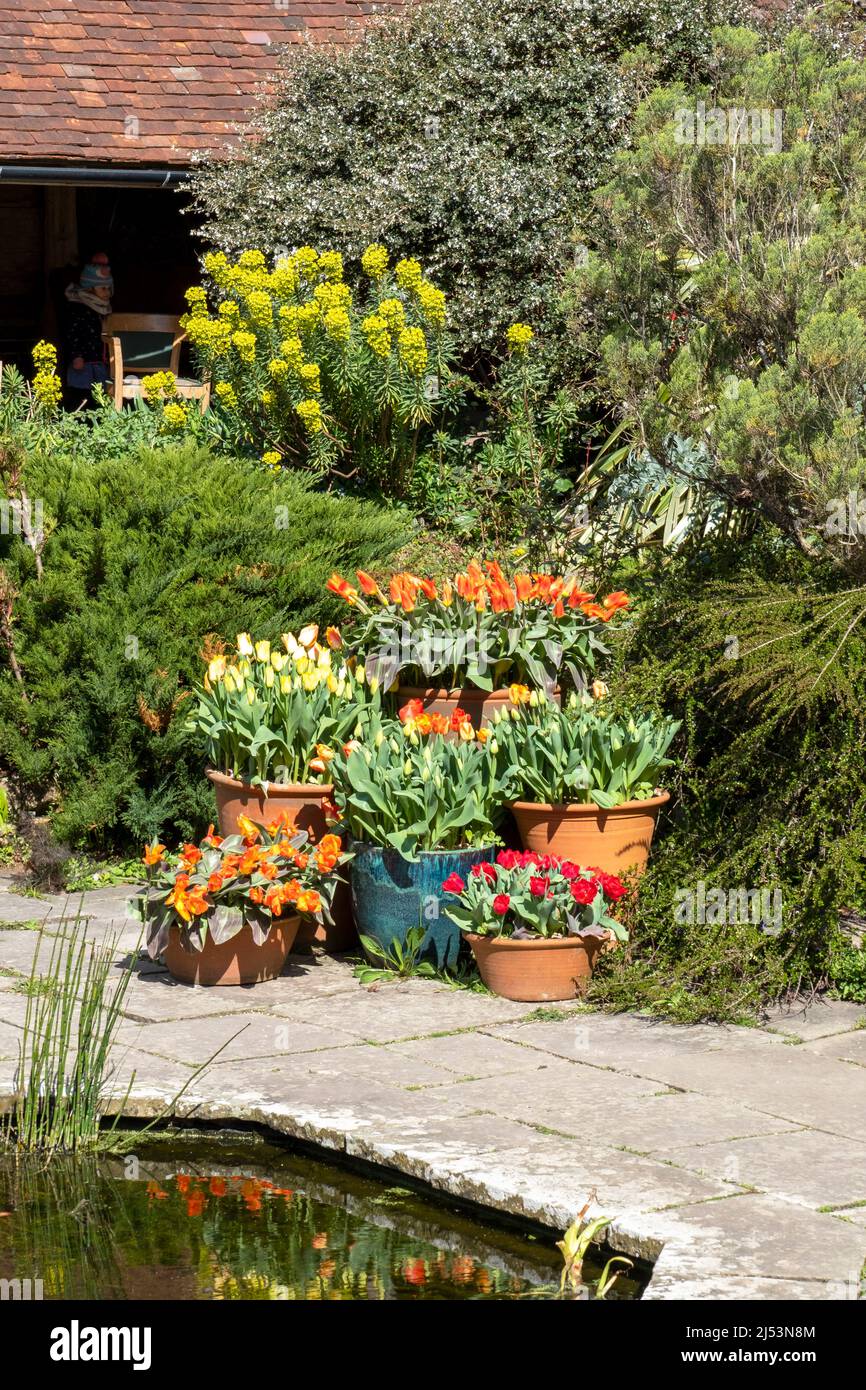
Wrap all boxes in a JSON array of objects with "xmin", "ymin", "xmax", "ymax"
[{"xmin": 0, "ymin": 1136, "xmax": 643, "ymax": 1300}]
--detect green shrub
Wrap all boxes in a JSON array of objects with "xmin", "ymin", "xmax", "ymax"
[
  {"xmin": 568, "ymin": 21, "xmax": 866, "ymax": 574},
  {"xmin": 190, "ymin": 0, "xmax": 736, "ymax": 360},
  {"xmin": 0, "ymin": 444, "xmax": 402, "ymax": 849},
  {"xmin": 181, "ymin": 245, "xmax": 465, "ymax": 495},
  {"xmin": 588, "ymin": 541, "xmax": 866, "ymax": 1021}
]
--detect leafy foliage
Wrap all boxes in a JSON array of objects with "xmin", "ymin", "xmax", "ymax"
[
  {"xmin": 589, "ymin": 543, "xmax": 866, "ymax": 1020},
  {"xmin": 568, "ymin": 21, "xmax": 866, "ymax": 574},
  {"xmin": 189, "ymin": 0, "xmax": 737, "ymax": 360},
  {"xmin": 0, "ymin": 444, "xmax": 402, "ymax": 849}
]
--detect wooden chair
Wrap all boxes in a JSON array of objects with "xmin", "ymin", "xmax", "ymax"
[{"xmin": 103, "ymin": 313, "xmax": 210, "ymax": 412}]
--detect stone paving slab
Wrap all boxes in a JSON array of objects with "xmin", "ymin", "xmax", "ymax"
[
  {"xmin": 115, "ymin": 1012, "xmax": 363, "ymax": 1066},
  {"xmin": 665, "ymin": 1129, "xmax": 866, "ymax": 1211},
  {"xmin": 1, "ymin": 884, "xmax": 866, "ymax": 1301},
  {"xmin": 762, "ymin": 999, "xmax": 866, "ymax": 1041}
]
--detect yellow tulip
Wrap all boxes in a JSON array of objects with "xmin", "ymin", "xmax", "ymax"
[
  {"xmin": 224, "ymin": 672, "xmax": 236, "ymax": 694},
  {"xmin": 404, "ymin": 759, "xmax": 413, "ymax": 777},
  {"xmin": 264, "ymin": 665, "xmax": 275, "ymax": 687},
  {"xmin": 246, "ymin": 686, "xmax": 256, "ymax": 704},
  {"xmin": 458, "ymin": 720, "xmax": 475, "ymax": 741},
  {"xmin": 207, "ymin": 655, "xmax": 227, "ymax": 684},
  {"xmin": 296, "ymin": 655, "xmax": 310, "ymax": 674},
  {"xmin": 280, "ymin": 674, "xmax": 291, "ymax": 694},
  {"xmin": 327, "ymin": 673, "xmax": 338, "ymax": 693},
  {"xmin": 270, "ymin": 650, "xmax": 287, "ymax": 672},
  {"xmin": 368, "ymin": 676, "xmax": 379, "ymax": 694},
  {"xmin": 299, "ymin": 623, "xmax": 319, "ymax": 649},
  {"xmin": 237, "ymin": 633, "xmax": 254, "ymax": 657},
  {"xmin": 255, "ymin": 639, "xmax": 271, "ymax": 662},
  {"xmin": 302, "ymin": 672, "xmax": 319, "ymax": 692},
  {"xmin": 355, "ymin": 665, "xmax": 366, "ymax": 685}
]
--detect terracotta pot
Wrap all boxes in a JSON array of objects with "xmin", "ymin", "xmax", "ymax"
[
  {"xmin": 208, "ymin": 768, "xmax": 332, "ymax": 839},
  {"xmin": 206, "ymin": 769, "xmax": 356, "ymax": 953},
  {"xmin": 466, "ymin": 931, "xmax": 604, "ymax": 1001},
  {"xmin": 163, "ymin": 916, "xmax": 300, "ymax": 987},
  {"xmin": 397, "ymin": 685, "xmax": 561, "ymax": 731},
  {"xmin": 511, "ymin": 791, "xmax": 670, "ymax": 875}
]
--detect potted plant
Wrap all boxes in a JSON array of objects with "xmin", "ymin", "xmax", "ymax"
[
  {"xmin": 442, "ymin": 849, "xmax": 628, "ymax": 1001},
  {"xmin": 329, "ymin": 701, "xmax": 506, "ymax": 967},
  {"xmin": 140, "ymin": 816, "xmax": 349, "ymax": 986},
  {"xmin": 325, "ymin": 561, "xmax": 629, "ymax": 726},
  {"xmin": 491, "ymin": 691, "xmax": 679, "ymax": 873},
  {"xmin": 188, "ymin": 627, "xmax": 376, "ymax": 949}
]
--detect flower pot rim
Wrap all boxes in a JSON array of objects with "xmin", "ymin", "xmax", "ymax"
[
  {"xmin": 510, "ymin": 790, "xmax": 670, "ymax": 815},
  {"xmin": 464, "ymin": 930, "xmax": 598, "ymax": 950},
  {"xmin": 206, "ymin": 768, "xmax": 334, "ymax": 796},
  {"xmin": 350, "ymin": 841, "xmax": 493, "ymax": 858},
  {"xmin": 398, "ymin": 683, "xmax": 559, "ymax": 700}
]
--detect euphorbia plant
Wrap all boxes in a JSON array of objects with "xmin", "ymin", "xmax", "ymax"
[
  {"xmin": 442, "ymin": 850, "xmax": 628, "ymax": 941},
  {"xmin": 187, "ymin": 626, "xmax": 380, "ymax": 787},
  {"xmin": 325, "ymin": 560, "xmax": 629, "ymax": 692},
  {"xmin": 329, "ymin": 701, "xmax": 505, "ymax": 857},
  {"xmin": 491, "ymin": 690, "xmax": 679, "ymax": 807},
  {"xmin": 140, "ymin": 815, "xmax": 349, "ymax": 958}
]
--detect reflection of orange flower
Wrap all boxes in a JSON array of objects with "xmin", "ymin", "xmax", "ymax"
[
  {"xmin": 318, "ymin": 1259, "xmax": 336, "ymax": 1279},
  {"xmin": 209, "ymin": 1177, "xmax": 227, "ymax": 1197},
  {"xmin": 176, "ymin": 1174, "xmax": 191, "ymax": 1193},
  {"xmin": 146, "ymin": 1180, "xmax": 168, "ymax": 1200},
  {"xmin": 451, "ymin": 1255, "xmax": 476, "ymax": 1284},
  {"xmin": 187, "ymin": 1192, "xmax": 206, "ymax": 1217},
  {"xmin": 403, "ymin": 1258, "xmax": 427, "ymax": 1286},
  {"xmin": 312, "ymin": 1232, "xmax": 328, "ymax": 1250}
]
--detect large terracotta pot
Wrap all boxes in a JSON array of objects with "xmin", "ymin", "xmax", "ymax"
[
  {"xmin": 397, "ymin": 685, "xmax": 561, "ymax": 731},
  {"xmin": 163, "ymin": 916, "xmax": 300, "ymax": 987},
  {"xmin": 511, "ymin": 791, "xmax": 670, "ymax": 875},
  {"xmin": 206, "ymin": 769, "xmax": 356, "ymax": 953},
  {"xmin": 208, "ymin": 768, "xmax": 332, "ymax": 839},
  {"xmin": 466, "ymin": 932, "xmax": 604, "ymax": 1001}
]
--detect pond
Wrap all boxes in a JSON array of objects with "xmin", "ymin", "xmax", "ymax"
[{"xmin": 0, "ymin": 1130, "xmax": 646, "ymax": 1300}]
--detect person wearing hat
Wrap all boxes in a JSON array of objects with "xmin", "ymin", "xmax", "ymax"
[{"xmin": 64, "ymin": 253, "xmax": 113, "ymax": 396}]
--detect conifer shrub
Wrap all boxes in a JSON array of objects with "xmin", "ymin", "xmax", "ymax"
[
  {"xmin": 589, "ymin": 541, "xmax": 866, "ymax": 1020},
  {"xmin": 0, "ymin": 444, "xmax": 401, "ymax": 849}
]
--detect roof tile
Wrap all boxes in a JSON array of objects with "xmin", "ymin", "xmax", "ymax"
[{"xmin": 0, "ymin": 1, "xmax": 399, "ymax": 165}]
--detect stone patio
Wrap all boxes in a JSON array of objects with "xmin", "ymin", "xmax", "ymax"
[{"xmin": 1, "ymin": 877, "xmax": 865, "ymax": 1301}]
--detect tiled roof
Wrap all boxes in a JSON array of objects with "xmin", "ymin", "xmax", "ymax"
[{"xmin": 0, "ymin": 1, "xmax": 392, "ymax": 167}]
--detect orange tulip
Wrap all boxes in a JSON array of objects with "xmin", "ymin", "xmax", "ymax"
[
  {"xmin": 143, "ymin": 842, "xmax": 166, "ymax": 866},
  {"xmin": 236, "ymin": 814, "xmax": 261, "ymax": 841},
  {"xmin": 326, "ymin": 572, "xmax": 358, "ymax": 605},
  {"xmin": 419, "ymin": 577, "xmax": 437, "ymax": 600},
  {"xmin": 514, "ymin": 573, "xmax": 534, "ymax": 601},
  {"xmin": 603, "ymin": 590, "xmax": 630, "ymax": 612},
  {"xmin": 356, "ymin": 570, "xmax": 380, "ymax": 596}
]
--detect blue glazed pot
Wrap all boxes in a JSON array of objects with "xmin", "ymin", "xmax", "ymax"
[{"xmin": 350, "ymin": 844, "xmax": 496, "ymax": 969}]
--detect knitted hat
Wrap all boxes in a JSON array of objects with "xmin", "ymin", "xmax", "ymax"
[{"xmin": 80, "ymin": 260, "xmax": 113, "ymax": 293}]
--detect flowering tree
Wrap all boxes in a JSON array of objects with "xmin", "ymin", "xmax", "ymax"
[{"xmin": 180, "ymin": 244, "xmax": 465, "ymax": 494}]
